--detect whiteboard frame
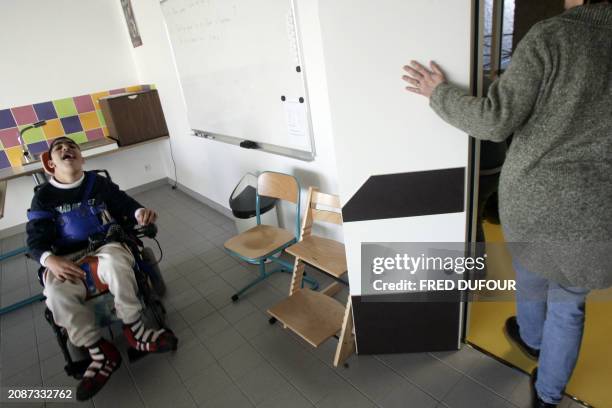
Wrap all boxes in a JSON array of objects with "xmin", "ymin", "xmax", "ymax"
[
  {"xmin": 192, "ymin": 128, "xmax": 315, "ymax": 161},
  {"xmin": 161, "ymin": 0, "xmax": 316, "ymax": 161}
]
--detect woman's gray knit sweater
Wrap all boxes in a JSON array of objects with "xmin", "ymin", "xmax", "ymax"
[{"xmin": 430, "ymin": 4, "xmax": 612, "ymax": 289}]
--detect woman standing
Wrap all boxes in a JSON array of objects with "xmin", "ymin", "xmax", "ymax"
[{"xmin": 402, "ymin": 1, "xmax": 611, "ymax": 407}]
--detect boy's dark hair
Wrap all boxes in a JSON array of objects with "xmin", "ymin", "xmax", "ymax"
[
  {"xmin": 47, "ymin": 137, "xmax": 80, "ymax": 157},
  {"xmin": 585, "ymin": 0, "xmax": 611, "ymax": 3}
]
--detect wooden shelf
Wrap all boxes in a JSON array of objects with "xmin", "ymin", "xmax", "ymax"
[
  {"xmin": 0, "ymin": 136, "xmax": 168, "ymax": 183},
  {"xmin": 0, "ymin": 136, "xmax": 168, "ymax": 221},
  {"xmin": 267, "ymin": 289, "xmax": 346, "ymax": 347}
]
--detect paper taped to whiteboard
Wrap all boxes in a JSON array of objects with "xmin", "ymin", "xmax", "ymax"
[{"xmin": 284, "ymin": 101, "xmax": 308, "ymax": 146}]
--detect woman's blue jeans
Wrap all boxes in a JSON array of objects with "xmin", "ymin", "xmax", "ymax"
[{"xmin": 514, "ymin": 261, "xmax": 589, "ymax": 404}]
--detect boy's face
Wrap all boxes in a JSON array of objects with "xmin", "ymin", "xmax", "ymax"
[{"xmin": 48, "ymin": 139, "xmax": 84, "ymax": 173}]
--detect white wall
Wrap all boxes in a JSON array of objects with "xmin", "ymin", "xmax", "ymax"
[
  {"xmin": 0, "ymin": 0, "xmax": 137, "ymax": 107},
  {"xmin": 0, "ymin": 0, "xmax": 170, "ymax": 231},
  {"xmin": 129, "ymin": 0, "xmax": 342, "ymax": 239}
]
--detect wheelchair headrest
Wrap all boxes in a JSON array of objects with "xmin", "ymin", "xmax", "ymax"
[{"xmin": 41, "ymin": 151, "xmax": 54, "ymax": 175}]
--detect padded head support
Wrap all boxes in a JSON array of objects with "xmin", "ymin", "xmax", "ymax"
[{"xmin": 40, "ymin": 151, "xmax": 54, "ymax": 175}]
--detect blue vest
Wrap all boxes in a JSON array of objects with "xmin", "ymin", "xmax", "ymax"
[{"xmin": 28, "ymin": 171, "xmax": 115, "ymax": 249}]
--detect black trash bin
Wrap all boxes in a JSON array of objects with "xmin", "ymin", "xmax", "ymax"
[{"xmin": 229, "ymin": 173, "xmax": 279, "ymax": 233}]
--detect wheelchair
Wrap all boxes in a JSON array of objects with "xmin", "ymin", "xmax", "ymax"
[{"xmin": 35, "ymin": 171, "xmax": 173, "ymax": 379}]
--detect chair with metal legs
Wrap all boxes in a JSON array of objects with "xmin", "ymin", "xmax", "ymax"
[{"xmin": 223, "ymin": 171, "xmax": 318, "ymax": 301}]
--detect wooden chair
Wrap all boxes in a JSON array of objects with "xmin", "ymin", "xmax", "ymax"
[
  {"xmin": 224, "ymin": 172, "xmax": 318, "ymax": 301},
  {"xmin": 267, "ymin": 187, "xmax": 356, "ymax": 366}
]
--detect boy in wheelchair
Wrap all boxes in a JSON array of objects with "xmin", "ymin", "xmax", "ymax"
[{"xmin": 26, "ymin": 137, "xmax": 178, "ymax": 400}]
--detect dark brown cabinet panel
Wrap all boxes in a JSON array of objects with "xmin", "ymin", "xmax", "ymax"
[{"xmin": 99, "ymin": 90, "xmax": 168, "ymax": 146}]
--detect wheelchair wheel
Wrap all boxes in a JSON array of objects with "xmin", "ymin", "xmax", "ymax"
[{"xmin": 142, "ymin": 247, "xmax": 166, "ymax": 297}]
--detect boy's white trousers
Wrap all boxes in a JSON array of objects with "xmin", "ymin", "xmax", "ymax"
[{"xmin": 43, "ymin": 242, "xmax": 142, "ymax": 347}]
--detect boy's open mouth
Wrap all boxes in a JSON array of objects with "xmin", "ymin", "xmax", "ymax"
[{"xmin": 61, "ymin": 152, "xmax": 76, "ymax": 161}]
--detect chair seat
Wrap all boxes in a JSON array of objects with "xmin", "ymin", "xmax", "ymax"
[
  {"xmin": 224, "ymin": 224, "xmax": 295, "ymax": 260},
  {"xmin": 286, "ymin": 236, "xmax": 347, "ymax": 278},
  {"xmin": 267, "ymin": 289, "xmax": 346, "ymax": 347}
]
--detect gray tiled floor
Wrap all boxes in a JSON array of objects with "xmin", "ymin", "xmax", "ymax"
[{"xmin": 0, "ymin": 185, "xmax": 586, "ymax": 408}]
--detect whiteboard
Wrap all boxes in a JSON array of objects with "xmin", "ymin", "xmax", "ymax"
[{"xmin": 161, "ymin": 0, "xmax": 315, "ymax": 159}]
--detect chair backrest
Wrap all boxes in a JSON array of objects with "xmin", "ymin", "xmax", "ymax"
[
  {"xmin": 257, "ymin": 172, "xmax": 299, "ymax": 203},
  {"xmin": 309, "ymin": 189, "xmax": 343, "ymax": 225},
  {"xmin": 256, "ymin": 171, "xmax": 300, "ymax": 238},
  {"xmin": 301, "ymin": 187, "xmax": 343, "ymax": 238}
]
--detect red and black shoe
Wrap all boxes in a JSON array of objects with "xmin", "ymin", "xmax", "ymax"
[
  {"xmin": 123, "ymin": 318, "xmax": 178, "ymax": 353},
  {"xmin": 76, "ymin": 338, "xmax": 122, "ymax": 401}
]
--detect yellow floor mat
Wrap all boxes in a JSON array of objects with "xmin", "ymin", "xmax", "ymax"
[{"xmin": 466, "ymin": 222, "xmax": 612, "ymax": 408}]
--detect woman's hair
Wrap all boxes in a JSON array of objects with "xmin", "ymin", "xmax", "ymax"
[{"xmin": 584, "ymin": 0, "xmax": 611, "ymax": 3}]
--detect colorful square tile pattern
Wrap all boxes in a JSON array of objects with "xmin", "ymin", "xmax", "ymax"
[
  {"xmin": 53, "ymin": 98, "xmax": 78, "ymax": 118},
  {"xmin": 60, "ymin": 116, "xmax": 82, "ymax": 134},
  {"xmin": 0, "ymin": 84, "xmax": 148, "ymax": 169},
  {"xmin": 5, "ymin": 146, "xmax": 25, "ymax": 167},
  {"xmin": 0, "ymin": 151, "xmax": 10, "ymax": 169},
  {"xmin": 79, "ymin": 111, "xmax": 100, "ymax": 131},
  {"xmin": 28, "ymin": 140, "xmax": 49, "ymax": 155},
  {"xmin": 0, "ymin": 109, "xmax": 16, "ymax": 129},
  {"xmin": 11, "ymin": 105, "xmax": 37, "ymax": 125},
  {"xmin": 86, "ymin": 128, "xmax": 104, "ymax": 141},
  {"xmin": 74, "ymin": 95, "xmax": 95, "ymax": 113},
  {"xmin": 96, "ymin": 110, "xmax": 106, "ymax": 127},
  {"xmin": 19, "ymin": 126, "xmax": 45, "ymax": 144},
  {"xmin": 0, "ymin": 128, "xmax": 20, "ymax": 149},
  {"xmin": 67, "ymin": 132, "xmax": 88, "ymax": 144},
  {"xmin": 42, "ymin": 119, "xmax": 64, "ymax": 139},
  {"xmin": 33, "ymin": 102, "xmax": 58, "ymax": 121}
]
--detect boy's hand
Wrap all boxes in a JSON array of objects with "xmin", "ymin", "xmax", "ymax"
[
  {"xmin": 136, "ymin": 208, "xmax": 157, "ymax": 225},
  {"xmin": 46, "ymin": 255, "xmax": 86, "ymax": 283}
]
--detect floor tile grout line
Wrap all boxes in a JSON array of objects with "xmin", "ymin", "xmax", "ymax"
[
  {"xmin": 443, "ymin": 367, "xmax": 520, "ymax": 408},
  {"xmin": 180, "ymin": 309, "xmax": 255, "ymax": 407},
  {"xmin": 2, "ymin": 185, "xmax": 564, "ymax": 408},
  {"xmin": 4, "ymin": 188, "xmax": 241, "ymax": 406},
  {"xmin": 181, "ymin": 254, "xmax": 376, "ymax": 407},
  {"xmin": 202, "ymin": 281, "xmax": 304, "ymax": 405},
  {"xmin": 210, "ymin": 227, "xmax": 586, "ymax": 408},
  {"xmin": 426, "ymin": 346, "xmax": 526, "ymax": 407},
  {"xmin": 305, "ymin": 349, "xmax": 382, "ymax": 407},
  {"xmin": 205, "ymin": 290, "xmax": 348, "ymax": 408},
  {"xmin": 250, "ymin": 316, "xmax": 383, "ymax": 407},
  {"xmin": 463, "ymin": 341, "xmax": 585, "ymax": 407},
  {"xmin": 122, "ymin": 342, "xmax": 159, "ymax": 408},
  {"xmin": 29, "ymin": 301, "xmax": 47, "ymax": 391},
  {"xmin": 238, "ymin": 326, "xmax": 338, "ymax": 407},
  {"xmin": 167, "ymin": 286, "xmax": 257, "ymax": 407},
  {"xmin": 373, "ymin": 354, "xmax": 449, "ymax": 405}
]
